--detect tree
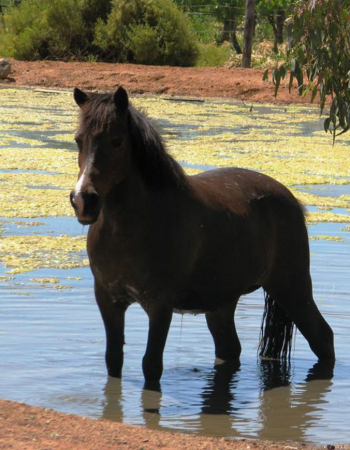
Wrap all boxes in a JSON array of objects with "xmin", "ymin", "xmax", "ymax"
[
  {"xmin": 256, "ymin": 0, "xmax": 292, "ymax": 53},
  {"xmin": 174, "ymin": 0, "xmax": 245, "ymax": 54},
  {"xmin": 269, "ymin": 0, "xmax": 350, "ymax": 142},
  {"xmin": 214, "ymin": 1, "xmax": 244, "ymax": 54},
  {"xmin": 242, "ymin": 0, "xmax": 256, "ymax": 67}
]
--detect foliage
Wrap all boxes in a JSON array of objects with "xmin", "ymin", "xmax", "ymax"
[
  {"xmin": 174, "ymin": 0, "xmax": 244, "ymax": 53},
  {"xmin": 0, "ymin": 0, "xmax": 293, "ymax": 67},
  {"xmin": 186, "ymin": 8, "xmax": 221, "ymax": 45},
  {"xmin": 268, "ymin": 0, "xmax": 350, "ymax": 142},
  {"xmin": 196, "ymin": 42, "xmax": 232, "ymax": 67},
  {"xmin": 0, "ymin": 0, "xmax": 197, "ymax": 65},
  {"xmin": 0, "ymin": 0, "xmax": 101, "ymax": 60},
  {"xmin": 175, "ymin": 0, "xmax": 293, "ymax": 54},
  {"xmin": 256, "ymin": 0, "xmax": 293, "ymax": 52},
  {"xmin": 93, "ymin": 0, "xmax": 198, "ymax": 66}
]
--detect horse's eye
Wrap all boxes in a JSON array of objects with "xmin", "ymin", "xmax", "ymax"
[
  {"xmin": 75, "ymin": 137, "xmax": 83, "ymax": 152},
  {"xmin": 112, "ymin": 137, "xmax": 123, "ymax": 147}
]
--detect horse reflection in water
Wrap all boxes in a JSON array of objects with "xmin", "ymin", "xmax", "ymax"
[
  {"xmin": 70, "ymin": 86, "xmax": 335, "ymax": 383},
  {"xmin": 101, "ymin": 360, "xmax": 334, "ymax": 441},
  {"xmin": 257, "ymin": 360, "xmax": 334, "ymax": 442}
]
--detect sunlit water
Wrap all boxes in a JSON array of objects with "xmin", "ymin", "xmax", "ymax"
[{"xmin": 0, "ymin": 91, "xmax": 350, "ymax": 445}]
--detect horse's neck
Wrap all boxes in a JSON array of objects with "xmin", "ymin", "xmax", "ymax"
[{"xmin": 103, "ymin": 170, "xmax": 176, "ymax": 225}]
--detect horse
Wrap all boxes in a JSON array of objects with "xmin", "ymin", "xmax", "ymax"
[{"xmin": 70, "ymin": 86, "xmax": 335, "ymax": 383}]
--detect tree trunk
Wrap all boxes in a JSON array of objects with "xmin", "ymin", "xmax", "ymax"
[
  {"xmin": 268, "ymin": 8, "xmax": 286, "ymax": 54},
  {"xmin": 229, "ymin": 14, "xmax": 242, "ymax": 54},
  {"xmin": 242, "ymin": 0, "xmax": 256, "ymax": 68},
  {"xmin": 268, "ymin": 14, "xmax": 279, "ymax": 54},
  {"xmin": 219, "ymin": 21, "xmax": 230, "ymax": 45},
  {"xmin": 276, "ymin": 8, "xmax": 286, "ymax": 44}
]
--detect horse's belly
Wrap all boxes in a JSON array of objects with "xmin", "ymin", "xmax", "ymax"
[
  {"xmin": 173, "ymin": 287, "xmax": 234, "ymax": 314},
  {"xmin": 173, "ymin": 307, "xmax": 206, "ymax": 315}
]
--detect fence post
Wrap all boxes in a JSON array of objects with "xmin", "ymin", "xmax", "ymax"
[{"xmin": 242, "ymin": 0, "xmax": 256, "ymax": 68}]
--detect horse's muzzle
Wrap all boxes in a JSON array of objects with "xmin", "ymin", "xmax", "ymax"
[{"xmin": 70, "ymin": 190, "xmax": 100, "ymax": 225}]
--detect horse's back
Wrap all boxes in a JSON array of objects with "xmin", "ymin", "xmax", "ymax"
[{"xmin": 190, "ymin": 167, "xmax": 303, "ymax": 217}]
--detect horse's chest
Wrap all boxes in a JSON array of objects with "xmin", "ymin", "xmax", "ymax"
[{"xmin": 107, "ymin": 280, "xmax": 142, "ymax": 306}]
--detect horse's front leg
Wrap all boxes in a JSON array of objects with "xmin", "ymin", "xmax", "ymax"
[
  {"xmin": 95, "ymin": 281, "xmax": 129, "ymax": 378},
  {"xmin": 205, "ymin": 299, "xmax": 241, "ymax": 361},
  {"xmin": 142, "ymin": 301, "xmax": 173, "ymax": 383}
]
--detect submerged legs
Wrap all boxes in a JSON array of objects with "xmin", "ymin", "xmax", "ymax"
[{"xmin": 205, "ymin": 299, "xmax": 241, "ymax": 361}]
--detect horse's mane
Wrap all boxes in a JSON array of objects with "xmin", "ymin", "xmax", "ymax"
[
  {"xmin": 79, "ymin": 93, "xmax": 189, "ymax": 191},
  {"xmin": 127, "ymin": 105, "xmax": 189, "ymax": 190}
]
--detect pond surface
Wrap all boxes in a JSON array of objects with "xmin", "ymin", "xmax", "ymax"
[{"xmin": 1, "ymin": 89, "xmax": 350, "ymax": 445}]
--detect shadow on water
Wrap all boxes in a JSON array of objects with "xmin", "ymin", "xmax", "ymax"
[{"xmin": 101, "ymin": 359, "xmax": 334, "ymax": 442}]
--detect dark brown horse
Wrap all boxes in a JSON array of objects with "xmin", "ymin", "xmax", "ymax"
[{"xmin": 70, "ymin": 86, "xmax": 335, "ymax": 382}]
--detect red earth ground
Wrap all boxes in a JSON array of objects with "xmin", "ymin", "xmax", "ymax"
[
  {"xmin": 0, "ymin": 59, "xmax": 340, "ymax": 450},
  {"xmin": 1, "ymin": 58, "xmax": 312, "ymax": 103}
]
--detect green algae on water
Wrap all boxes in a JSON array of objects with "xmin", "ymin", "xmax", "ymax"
[{"xmin": 1, "ymin": 88, "xmax": 350, "ymax": 276}]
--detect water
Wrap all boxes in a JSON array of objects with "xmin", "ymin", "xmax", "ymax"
[
  {"xmin": 1, "ymin": 227, "xmax": 349, "ymax": 444},
  {"xmin": 1, "ymin": 90, "xmax": 350, "ymax": 445}
]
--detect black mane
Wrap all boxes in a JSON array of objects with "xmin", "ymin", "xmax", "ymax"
[{"xmin": 127, "ymin": 104, "xmax": 189, "ymax": 190}]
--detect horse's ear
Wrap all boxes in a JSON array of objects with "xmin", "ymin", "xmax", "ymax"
[
  {"xmin": 114, "ymin": 86, "xmax": 129, "ymax": 111},
  {"xmin": 74, "ymin": 88, "xmax": 88, "ymax": 107}
]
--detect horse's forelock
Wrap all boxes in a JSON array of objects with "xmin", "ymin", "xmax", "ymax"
[{"xmin": 79, "ymin": 93, "xmax": 116, "ymax": 133}]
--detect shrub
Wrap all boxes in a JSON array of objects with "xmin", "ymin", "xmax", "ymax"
[
  {"xmin": 0, "ymin": 0, "xmax": 198, "ymax": 65},
  {"xmin": 93, "ymin": 0, "xmax": 198, "ymax": 66},
  {"xmin": 127, "ymin": 24, "xmax": 161, "ymax": 65},
  {"xmin": 0, "ymin": 0, "xmax": 111, "ymax": 60},
  {"xmin": 196, "ymin": 42, "xmax": 232, "ymax": 67}
]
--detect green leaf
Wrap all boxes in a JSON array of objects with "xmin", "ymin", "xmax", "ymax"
[
  {"xmin": 311, "ymin": 86, "xmax": 318, "ymax": 103},
  {"xmin": 324, "ymin": 117, "xmax": 331, "ymax": 133}
]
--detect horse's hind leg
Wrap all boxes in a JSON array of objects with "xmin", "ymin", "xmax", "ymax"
[
  {"xmin": 205, "ymin": 299, "xmax": 241, "ymax": 361},
  {"xmin": 95, "ymin": 281, "xmax": 129, "ymax": 378},
  {"xmin": 264, "ymin": 272, "xmax": 335, "ymax": 362}
]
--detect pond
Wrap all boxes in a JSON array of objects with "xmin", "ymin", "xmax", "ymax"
[{"xmin": 1, "ymin": 88, "xmax": 350, "ymax": 445}]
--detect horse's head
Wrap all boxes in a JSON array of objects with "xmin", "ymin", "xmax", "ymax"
[{"xmin": 70, "ymin": 87, "xmax": 130, "ymax": 225}]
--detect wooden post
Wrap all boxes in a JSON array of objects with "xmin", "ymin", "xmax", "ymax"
[{"xmin": 242, "ymin": 0, "xmax": 256, "ymax": 68}]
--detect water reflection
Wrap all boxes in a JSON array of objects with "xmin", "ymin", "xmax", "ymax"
[
  {"xmin": 201, "ymin": 360, "xmax": 240, "ymax": 416},
  {"xmin": 102, "ymin": 377, "xmax": 124, "ymax": 422},
  {"xmin": 141, "ymin": 383, "xmax": 162, "ymax": 428},
  {"xmin": 199, "ymin": 361, "xmax": 242, "ymax": 436},
  {"xmin": 257, "ymin": 360, "xmax": 334, "ymax": 442},
  {"xmin": 101, "ymin": 360, "xmax": 334, "ymax": 442}
]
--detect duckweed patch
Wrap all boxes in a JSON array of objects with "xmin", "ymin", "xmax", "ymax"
[
  {"xmin": 307, "ymin": 212, "xmax": 350, "ymax": 224},
  {"xmin": 1, "ymin": 88, "xmax": 349, "ymax": 276},
  {"xmin": 29, "ymin": 277, "xmax": 60, "ymax": 284},
  {"xmin": 0, "ymin": 235, "xmax": 88, "ymax": 274},
  {"xmin": 309, "ymin": 235, "xmax": 345, "ymax": 242}
]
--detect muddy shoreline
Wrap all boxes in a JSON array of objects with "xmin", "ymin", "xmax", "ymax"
[{"xmin": 1, "ymin": 398, "xmax": 341, "ymax": 450}]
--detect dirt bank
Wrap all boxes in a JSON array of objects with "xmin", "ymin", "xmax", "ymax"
[
  {"xmin": 0, "ymin": 398, "xmax": 342, "ymax": 450},
  {"xmin": 0, "ymin": 58, "xmax": 311, "ymax": 104}
]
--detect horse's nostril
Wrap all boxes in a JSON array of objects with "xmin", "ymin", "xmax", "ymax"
[{"xmin": 82, "ymin": 192, "xmax": 100, "ymax": 216}]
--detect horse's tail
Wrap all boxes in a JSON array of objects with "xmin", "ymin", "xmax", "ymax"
[{"xmin": 259, "ymin": 291, "xmax": 295, "ymax": 361}]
